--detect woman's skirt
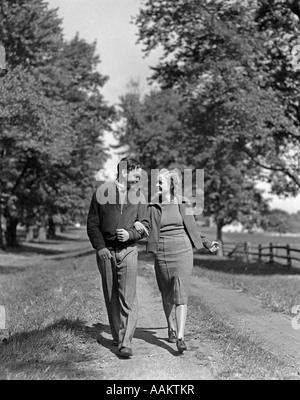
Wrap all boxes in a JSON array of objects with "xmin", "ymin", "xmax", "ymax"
[{"xmin": 154, "ymin": 232, "xmax": 193, "ymax": 305}]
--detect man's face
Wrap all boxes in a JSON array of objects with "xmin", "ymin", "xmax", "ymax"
[{"xmin": 122, "ymin": 167, "xmax": 141, "ymax": 189}]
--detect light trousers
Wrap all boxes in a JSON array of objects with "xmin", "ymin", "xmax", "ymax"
[{"xmin": 97, "ymin": 245, "xmax": 138, "ymax": 349}]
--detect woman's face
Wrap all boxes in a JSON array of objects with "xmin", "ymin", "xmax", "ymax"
[{"xmin": 156, "ymin": 175, "xmax": 170, "ymax": 196}]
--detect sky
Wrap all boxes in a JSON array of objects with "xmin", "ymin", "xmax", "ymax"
[{"xmin": 46, "ymin": 0, "xmax": 300, "ymax": 213}]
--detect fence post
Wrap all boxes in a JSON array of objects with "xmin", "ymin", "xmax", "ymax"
[
  {"xmin": 222, "ymin": 242, "xmax": 226, "ymax": 257},
  {"xmin": 247, "ymin": 242, "xmax": 252, "ymax": 262},
  {"xmin": 286, "ymin": 244, "xmax": 292, "ymax": 268},
  {"xmin": 258, "ymin": 244, "xmax": 262, "ymax": 263},
  {"xmin": 218, "ymin": 241, "xmax": 223, "ymax": 257},
  {"xmin": 269, "ymin": 242, "xmax": 274, "ymax": 264},
  {"xmin": 244, "ymin": 242, "xmax": 249, "ymax": 263}
]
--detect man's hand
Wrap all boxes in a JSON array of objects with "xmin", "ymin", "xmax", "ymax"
[
  {"xmin": 116, "ymin": 228, "xmax": 130, "ymax": 242},
  {"xmin": 97, "ymin": 248, "xmax": 112, "ymax": 260},
  {"xmin": 134, "ymin": 221, "xmax": 149, "ymax": 236},
  {"xmin": 209, "ymin": 241, "xmax": 220, "ymax": 253}
]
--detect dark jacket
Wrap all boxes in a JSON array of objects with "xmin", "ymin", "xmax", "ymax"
[
  {"xmin": 146, "ymin": 197, "xmax": 212, "ymax": 254},
  {"xmin": 87, "ymin": 181, "xmax": 150, "ymax": 251}
]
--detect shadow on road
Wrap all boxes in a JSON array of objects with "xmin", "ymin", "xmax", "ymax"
[
  {"xmin": 0, "ymin": 266, "xmax": 26, "ymax": 275},
  {"xmin": 93, "ymin": 322, "xmax": 179, "ymax": 357},
  {"xmin": 134, "ymin": 326, "xmax": 179, "ymax": 356},
  {"xmin": 13, "ymin": 244, "xmax": 65, "ymax": 256}
]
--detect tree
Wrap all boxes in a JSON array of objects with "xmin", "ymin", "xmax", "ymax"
[
  {"xmin": 130, "ymin": 0, "xmax": 300, "ymax": 243},
  {"xmin": 0, "ymin": 0, "xmax": 63, "ymax": 69},
  {"xmin": 261, "ymin": 208, "xmax": 290, "ymax": 233},
  {"xmin": 117, "ymin": 82, "xmax": 269, "ymax": 249},
  {"xmin": 116, "ymin": 82, "xmax": 187, "ymax": 170},
  {"xmin": 0, "ymin": 67, "xmax": 72, "ymax": 247},
  {"xmin": 202, "ymin": 152, "xmax": 269, "ymax": 245},
  {"xmin": 0, "ymin": 1, "xmax": 114, "ymax": 247},
  {"xmin": 38, "ymin": 34, "xmax": 115, "ymax": 238},
  {"xmin": 286, "ymin": 210, "xmax": 300, "ymax": 233},
  {"xmin": 135, "ymin": 0, "xmax": 300, "ymax": 196},
  {"xmin": 0, "ymin": 0, "xmax": 68, "ymax": 247}
]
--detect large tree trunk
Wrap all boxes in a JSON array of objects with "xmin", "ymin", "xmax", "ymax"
[
  {"xmin": 47, "ymin": 217, "xmax": 56, "ymax": 239},
  {"xmin": 5, "ymin": 215, "xmax": 19, "ymax": 248},
  {"xmin": 0, "ymin": 207, "xmax": 4, "ymax": 250},
  {"xmin": 216, "ymin": 223, "xmax": 224, "ymax": 256}
]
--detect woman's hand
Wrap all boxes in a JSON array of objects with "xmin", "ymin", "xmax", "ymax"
[
  {"xmin": 134, "ymin": 221, "xmax": 149, "ymax": 237},
  {"xmin": 209, "ymin": 240, "xmax": 220, "ymax": 253}
]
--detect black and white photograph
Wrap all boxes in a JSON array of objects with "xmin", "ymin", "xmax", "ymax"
[{"xmin": 0, "ymin": 0, "xmax": 300, "ymax": 384}]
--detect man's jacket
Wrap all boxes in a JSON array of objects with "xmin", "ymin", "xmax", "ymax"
[{"xmin": 87, "ymin": 181, "xmax": 150, "ymax": 251}]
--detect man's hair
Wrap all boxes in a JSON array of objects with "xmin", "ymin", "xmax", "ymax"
[{"xmin": 117, "ymin": 157, "xmax": 141, "ymax": 178}]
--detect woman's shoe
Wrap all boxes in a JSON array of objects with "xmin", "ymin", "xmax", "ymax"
[
  {"xmin": 176, "ymin": 338, "xmax": 187, "ymax": 353},
  {"xmin": 168, "ymin": 328, "xmax": 177, "ymax": 343}
]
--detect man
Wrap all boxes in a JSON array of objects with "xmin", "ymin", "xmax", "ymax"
[{"xmin": 87, "ymin": 157, "xmax": 149, "ymax": 358}]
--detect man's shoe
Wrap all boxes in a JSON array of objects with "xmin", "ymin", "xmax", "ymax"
[
  {"xmin": 118, "ymin": 347, "xmax": 133, "ymax": 358},
  {"xmin": 168, "ymin": 328, "xmax": 177, "ymax": 343},
  {"xmin": 176, "ymin": 338, "xmax": 187, "ymax": 353}
]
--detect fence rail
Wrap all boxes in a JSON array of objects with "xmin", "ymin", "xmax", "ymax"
[{"xmin": 222, "ymin": 241, "xmax": 300, "ymax": 267}]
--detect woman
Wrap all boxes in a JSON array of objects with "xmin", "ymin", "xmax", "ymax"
[{"xmin": 135, "ymin": 169, "xmax": 219, "ymax": 353}]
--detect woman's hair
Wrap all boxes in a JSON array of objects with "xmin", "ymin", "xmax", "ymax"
[{"xmin": 157, "ymin": 168, "xmax": 182, "ymax": 196}]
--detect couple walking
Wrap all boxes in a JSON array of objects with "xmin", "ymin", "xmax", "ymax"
[{"xmin": 87, "ymin": 157, "xmax": 219, "ymax": 358}]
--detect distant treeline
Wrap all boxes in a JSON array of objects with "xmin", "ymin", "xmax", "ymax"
[{"xmin": 261, "ymin": 209, "xmax": 300, "ymax": 234}]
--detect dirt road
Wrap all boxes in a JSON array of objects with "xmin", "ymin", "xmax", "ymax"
[
  {"xmin": 190, "ymin": 260, "xmax": 300, "ymax": 368},
  {"xmin": 80, "ymin": 247, "xmax": 300, "ymax": 380},
  {"xmin": 84, "ymin": 256, "xmax": 214, "ymax": 380}
]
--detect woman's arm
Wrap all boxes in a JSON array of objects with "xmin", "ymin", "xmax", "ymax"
[{"xmin": 200, "ymin": 234, "xmax": 220, "ymax": 252}]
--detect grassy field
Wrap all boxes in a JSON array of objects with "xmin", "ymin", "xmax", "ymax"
[
  {"xmin": 194, "ymin": 227, "xmax": 300, "ymax": 316},
  {"xmin": 0, "ymin": 253, "xmax": 106, "ymax": 380},
  {"xmin": 0, "ymin": 228, "xmax": 299, "ymax": 380},
  {"xmin": 0, "ymin": 247, "xmax": 298, "ymax": 380}
]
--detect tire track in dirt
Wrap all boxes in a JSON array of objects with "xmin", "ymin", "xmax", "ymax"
[{"xmin": 189, "ymin": 272, "xmax": 300, "ymax": 370}]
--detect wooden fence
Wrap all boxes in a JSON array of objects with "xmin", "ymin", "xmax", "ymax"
[{"xmin": 222, "ymin": 241, "xmax": 300, "ymax": 268}]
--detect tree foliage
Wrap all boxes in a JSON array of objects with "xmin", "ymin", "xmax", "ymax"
[
  {"xmin": 261, "ymin": 208, "xmax": 290, "ymax": 233},
  {"xmin": 116, "ymin": 82, "xmax": 187, "ymax": 169},
  {"xmin": 135, "ymin": 0, "xmax": 300, "ymax": 195},
  {"xmin": 0, "ymin": 0, "xmax": 114, "ymax": 247},
  {"xmin": 119, "ymin": 0, "xmax": 300, "ymax": 241}
]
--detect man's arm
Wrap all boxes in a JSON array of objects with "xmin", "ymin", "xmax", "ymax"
[
  {"xmin": 127, "ymin": 201, "xmax": 151, "ymax": 242},
  {"xmin": 86, "ymin": 192, "xmax": 106, "ymax": 251}
]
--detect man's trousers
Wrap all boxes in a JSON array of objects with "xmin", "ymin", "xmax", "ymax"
[{"xmin": 96, "ymin": 245, "xmax": 138, "ymax": 349}]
